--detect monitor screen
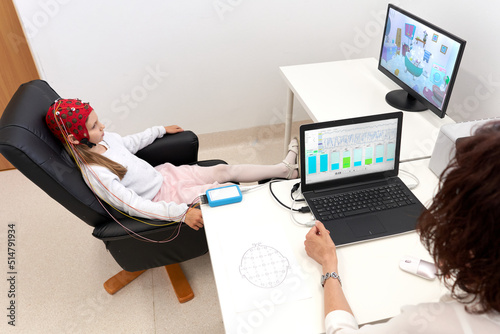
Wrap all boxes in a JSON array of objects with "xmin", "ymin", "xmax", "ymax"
[
  {"xmin": 304, "ymin": 118, "xmax": 398, "ymax": 185},
  {"xmin": 378, "ymin": 4, "xmax": 466, "ymax": 118}
]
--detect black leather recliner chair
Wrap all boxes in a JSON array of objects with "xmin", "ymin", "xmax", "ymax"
[{"xmin": 0, "ymin": 80, "xmax": 223, "ymax": 302}]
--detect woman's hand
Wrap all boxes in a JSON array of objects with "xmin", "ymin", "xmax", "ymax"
[
  {"xmin": 164, "ymin": 125, "xmax": 184, "ymax": 134},
  {"xmin": 306, "ymin": 221, "xmax": 354, "ymax": 317},
  {"xmin": 304, "ymin": 221, "xmax": 338, "ymax": 270},
  {"xmin": 184, "ymin": 208, "xmax": 204, "ymax": 230}
]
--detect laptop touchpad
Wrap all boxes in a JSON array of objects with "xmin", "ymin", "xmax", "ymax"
[{"xmin": 347, "ymin": 215, "xmax": 386, "ymax": 237}]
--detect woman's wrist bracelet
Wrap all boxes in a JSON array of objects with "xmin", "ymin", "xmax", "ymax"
[{"xmin": 321, "ymin": 271, "xmax": 342, "ymax": 287}]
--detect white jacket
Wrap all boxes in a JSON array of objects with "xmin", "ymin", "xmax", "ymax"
[
  {"xmin": 81, "ymin": 126, "xmax": 188, "ymax": 220},
  {"xmin": 326, "ymin": 294, "xmax": 500, "ymax": 333}
]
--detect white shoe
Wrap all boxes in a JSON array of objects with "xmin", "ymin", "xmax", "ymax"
[{"xmin": 282, "ymin": 137, "xmax": 299, "ymax": 179}]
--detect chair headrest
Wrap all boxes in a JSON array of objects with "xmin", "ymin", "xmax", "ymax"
[{"xmin": 0, "ymin": 80, "xmax": 112, "ymax": 227}]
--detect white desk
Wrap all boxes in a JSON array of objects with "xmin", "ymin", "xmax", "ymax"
[
  {"xmin": 280, "ymin": 58, "xmax": 455, "ymax": 161},
  {"xmin": 203, "ymin": 159, "xmax": 446, "ymax": 333}
]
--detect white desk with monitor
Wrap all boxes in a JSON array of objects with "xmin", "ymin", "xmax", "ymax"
[
  {"xmin": 202, "ymin": 158, "xmax": 446, "ymax": 333},
  {"xmin": 279, "ymin": 58, "xmax": 455, "ymax": 160},
  {"xmin": 201, "ymin": 58, "xmax": 453, "ymax": 333}
]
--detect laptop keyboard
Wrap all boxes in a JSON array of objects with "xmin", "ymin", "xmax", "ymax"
[{"xmin": 311, "ymin": 183, "xmax": 417, "ymax": 221}]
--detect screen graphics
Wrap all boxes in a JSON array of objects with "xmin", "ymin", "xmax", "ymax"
[
  {"xmin": 304, "ymin": 118, "xmax": 398, "ymax": 186},
  {"xmin": 379, "ymin": 5, "xmax": 465, "ymax": 116}
]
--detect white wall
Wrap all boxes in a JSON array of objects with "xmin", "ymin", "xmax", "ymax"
[{"xmin": 13, "ymin": 0, "xmax": 500, "ymax": 136}]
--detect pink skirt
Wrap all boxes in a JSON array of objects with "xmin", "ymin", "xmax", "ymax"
[{"xmin": 152, "ymin": 162, "xmax": 221, "ymax": 204}]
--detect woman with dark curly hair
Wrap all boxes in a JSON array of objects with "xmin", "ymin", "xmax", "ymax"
[{"xmin": 304, "ymin": 120, "xmax": 500, "ymax": 333}]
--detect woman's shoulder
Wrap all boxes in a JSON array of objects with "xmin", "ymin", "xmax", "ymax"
[
  {"xmin": 325, "ymin": 298, "xmax": 500, "ymax": 333},
  {"xmin": 399, "ymin": 297, "xmax": 500, "ymax": 333}
]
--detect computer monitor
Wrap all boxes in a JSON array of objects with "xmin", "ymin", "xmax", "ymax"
[{"xmin": 378, "ymin": 4, "xmax": 466, "ymax": 118}]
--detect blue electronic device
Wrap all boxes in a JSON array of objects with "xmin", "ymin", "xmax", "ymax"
[{"xmin": 205, "ymin": 185, "xmax": 242, "ymax": 207}]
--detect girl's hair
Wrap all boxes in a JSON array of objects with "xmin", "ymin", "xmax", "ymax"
[
  {"xmin": 417, "ymin": 120, "xmax": 500, "ymax": 314},
  {"xmin": 66, "ymin": 144, "xmax": 127, "ymax": 180}
]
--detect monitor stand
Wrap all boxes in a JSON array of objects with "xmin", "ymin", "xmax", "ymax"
[{"xmin": 385, "ymin": 89, "xmax": 427, "ymax": 112}]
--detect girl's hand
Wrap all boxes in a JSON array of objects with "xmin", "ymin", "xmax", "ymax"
[
  {"xmin": 184, "ymin": 208, "xmax": 204, "ymax": 230},
  {"xmin": 164, "ymin": 125, "xmax": 184, "ymax": 134}
]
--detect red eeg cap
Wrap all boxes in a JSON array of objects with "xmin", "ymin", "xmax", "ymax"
[{"xmin": 46, "ymin": 99, "xmax": 93, "ymax": 144}]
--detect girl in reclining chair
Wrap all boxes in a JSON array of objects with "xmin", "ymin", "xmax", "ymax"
[{"xmin": 46, "ymin": 99, "xmax": 299, "ymax": 231}]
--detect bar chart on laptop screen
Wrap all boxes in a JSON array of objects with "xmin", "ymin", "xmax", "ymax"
[{"xmin": 305, "ymin": 119, "xmax": 398, "ymax": 184}]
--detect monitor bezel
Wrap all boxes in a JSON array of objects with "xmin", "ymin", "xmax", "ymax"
[
  {"xmin": 300, "ymin": 112, "xmax": 403, "ymax": 193},
  {"xmin": 377, "ymin": 4, "xmax": 466, "ymax": 118}
]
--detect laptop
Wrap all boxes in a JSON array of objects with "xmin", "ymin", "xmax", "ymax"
[{"xmin": 299, "ymin": 112, "xmax": 426, "ymax": 246}]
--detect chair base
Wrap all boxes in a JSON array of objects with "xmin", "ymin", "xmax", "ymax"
[
  {"xmin": 165, "ymin": 263, "xmax": 194, "ymax": 303},
  {"xmin": 103, "ymin": 263, "xmax": 194, "ymax": 303},
  {"xmin": 103, "ymin": 269, "xmax": 147, "ymax": 295}
]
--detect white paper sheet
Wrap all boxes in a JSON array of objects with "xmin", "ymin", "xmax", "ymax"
[{"xmin": 219, "ymin": 222, "xmax": 312, "ymax": 313}]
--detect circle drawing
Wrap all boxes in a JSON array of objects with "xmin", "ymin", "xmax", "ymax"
[{"xmin": 239, "ymin": 243, "xmax": 290, "ymax": 288}]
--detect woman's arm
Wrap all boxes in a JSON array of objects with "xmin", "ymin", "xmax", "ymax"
[
  {"xmin": 305, "ymin": 221, "xmax": 354, "ymax": 317},
  {"xmin": 306, "ymin": 222, "xmax": 464, "ymax": 333}
]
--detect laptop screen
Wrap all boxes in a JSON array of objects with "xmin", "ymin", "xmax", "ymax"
[{"xmin": 302, "ymin": 113, "xmax": 401, "ymax": 187}]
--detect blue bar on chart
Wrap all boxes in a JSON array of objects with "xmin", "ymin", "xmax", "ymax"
[
  {"xmin": 375, "ymin": 144, "xmax": 385, "ymax": 163},
  {"xmin": 353, "ymin": 148, "xmax": 362, "ymax": 167},
  {"xmin": 387, "ymin": 143, "xmax": 396, "ymax": 161},
  {"xmin": 308, "ymin": 155, "xmax": 317, "ymax": 174},
  {"xmin": 331, "ymin": 151, "xmax": 340, "ymax": 170},
  {"xmin": 365, "ymin": 146, "xmax": 373, "ymax": 165},
  {"xmin": 320, "ymin": 154, "xmax": 328, "ymax": 172}
]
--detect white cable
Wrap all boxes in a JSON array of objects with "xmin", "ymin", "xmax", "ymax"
[
  {"xmin": 240, "ymin": 183, "xmax": 267, "ymax": 193},
  {"xmin": 289, "ymin": 184, "xmax": 315, "ymax": 227},
  {"xmin": 399, "ymin": 169, "xmax": 420, "ymax": 190}
]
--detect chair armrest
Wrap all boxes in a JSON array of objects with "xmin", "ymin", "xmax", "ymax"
[
  {"xmin": 92, "ymin": 216, "xmax": 179, "ymax": 241},
  {"xmin": 135, "ymin": 130, "xmax": 199, "ymax": 167}
]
